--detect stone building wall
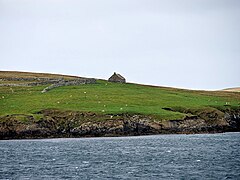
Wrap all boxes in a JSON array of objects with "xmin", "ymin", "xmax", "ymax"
[
  {"xmin": 0, "ymin": 77, "xmax": 96, "ymax": 92},
  {"xmin": 41, "ymin": 79, "xmax": 96, "ymax": 93}
]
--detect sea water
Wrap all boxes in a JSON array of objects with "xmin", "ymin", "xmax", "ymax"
[{"xmin": 0, "ymin": 133, "xmax": 240, "ymax": 179}]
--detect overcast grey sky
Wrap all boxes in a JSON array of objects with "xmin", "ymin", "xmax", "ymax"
[{"xmin": 0, "ymin": 0, "xmax": 239, "ymax": 90}]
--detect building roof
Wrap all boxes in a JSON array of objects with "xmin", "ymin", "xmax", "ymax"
[
  {"xmin": 114, "ymin": 72, "xmax": 125, "ymax": 80},
  {"xmin": 108, "ymin": 72, "xmax": 126, "ymax": 83}
]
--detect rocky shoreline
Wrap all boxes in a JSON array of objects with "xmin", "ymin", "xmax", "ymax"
[{"xmin": 0, "ymin": 108, "xmax": 239, "ymax": 140}]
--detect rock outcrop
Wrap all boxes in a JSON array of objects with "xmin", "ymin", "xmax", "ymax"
[{"xmin": 0, "ymin": 108, "xmax": 239, "ymax": 140}]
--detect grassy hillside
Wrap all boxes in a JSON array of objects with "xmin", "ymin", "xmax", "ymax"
[
  {"xmin": 0, "ymin": 71, "xmax": 239, "ymax": 120},
  {"xmin": 223, "ymin": 87, "xmax": 240, "ymax": 92},
  {"xmin": 0, "ymin": 71, "xmax": 80, "ymax": 79}
]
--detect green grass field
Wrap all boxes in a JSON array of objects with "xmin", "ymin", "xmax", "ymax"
[{"xmin": 0, "ymin": 74, "xmax": 239, "ymax": 120}]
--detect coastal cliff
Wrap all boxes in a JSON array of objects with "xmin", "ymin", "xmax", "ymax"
[
  {"xmin": 1, "ymin": 108, "xmax": 239, "ymax": 139},
  {"xmin": 1, "ymin": 71, "xmax": 239, "ymax": 140}
]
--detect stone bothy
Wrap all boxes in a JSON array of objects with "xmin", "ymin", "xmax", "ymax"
[{"xmin": 108, "ymin": 72, "xmax": 126, "ymax": 83}]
